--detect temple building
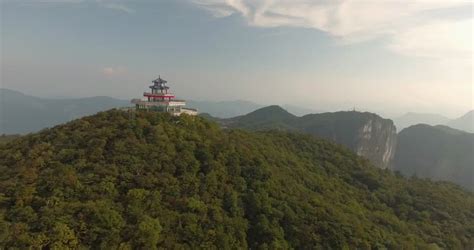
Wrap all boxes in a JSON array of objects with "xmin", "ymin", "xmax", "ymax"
[{"xmin": 131, "ymin": 76, "xmax": 197, "ymax": 116}]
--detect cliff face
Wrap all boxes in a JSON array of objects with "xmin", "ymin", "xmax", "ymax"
[
  {"xmin": 295, "ymin": 112, "xmax": 397, "ymax": 169},
  {"xmin": 354, "ymin": 116, "xmax": 398, "ymax": 169},
  {"xmin": 222, "ymin": 107, "xmax": 398, "ymax": 169}
]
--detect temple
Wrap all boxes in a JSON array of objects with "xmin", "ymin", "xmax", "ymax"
[{"xmin": 131, "ymin": 76, "xmax": 197, "ymax": 116}]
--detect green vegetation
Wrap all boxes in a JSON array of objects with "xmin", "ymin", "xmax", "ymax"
[
  {"xmin": 0, "ymin": 110, "xmax": 473, "ymax": 248},
  {"xmin": 0, "ymin": 134, "xmax": 21, "ymax": 144}
]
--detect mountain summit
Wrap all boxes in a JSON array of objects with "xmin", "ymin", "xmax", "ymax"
[{"xmin": 394, "ymin": 124, "xmax": 474, "ymax": 190}]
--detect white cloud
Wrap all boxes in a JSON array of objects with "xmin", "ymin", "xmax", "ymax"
[
  {"xmin": 99, "ymin": 2, "xmax": 135, "ymax": 13},
  {"xmin": 101, "ymin": 66, "xmax": 127, "ymax": 77},
  {"xmin": 10, "ymin": 0, "xmax": 135, "ymax": 13},
  {"xmin": 389, "ymin": 18, "xmax": 472, "ymax": 59},
  {"xmin": 192, "ymin": 0, "xmax": 473, "ymax": 59}
]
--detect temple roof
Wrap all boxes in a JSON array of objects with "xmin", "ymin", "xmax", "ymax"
[
  {"xmin": 152, "ymin": 76, "xmax": 167, "ymax": 85},
  {"xmin": 149, "ymin": 85, "xmax": 169, "ymax": 89}
]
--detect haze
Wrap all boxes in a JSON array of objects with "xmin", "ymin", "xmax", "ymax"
[{"xmin": 1, "ymin": 0, "xmax": 473, "ymax": 117}]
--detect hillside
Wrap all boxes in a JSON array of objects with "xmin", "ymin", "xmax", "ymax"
[
  {"xmin": 0, "ymin": 110, "xmax": 473, "ymax": 248},
  {"xmin": 0, "ymin": 135, "xmax": 20, "ymax": 145},
  {"xmin": 393, "ymin": 124, "xmax": 474, "ymax": 191},
  {"xmin": 223, "ymin": 106, "xmax": 397, "ymax": 169},
  {"xmin": 447, "ymin": 110, "xmax": 474, "ymax": 133}
]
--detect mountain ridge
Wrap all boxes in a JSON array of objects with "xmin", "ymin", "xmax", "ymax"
[
  {"xmin": 393, "ymin": 112, "xmax": 451, "ymax": 131},
  {"xmin": 219, "ymin": 106, "xmax": 397, "ymax": 169},
  {"xmin": 393, "ymin": 111, "xmax": 474, "ymax": 133},
  {"xmin": 447, "ymin": 110, "xmax": 474, "ymax": 133}
]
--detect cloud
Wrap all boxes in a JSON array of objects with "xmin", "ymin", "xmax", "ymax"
[
  {"xmin": 98, "ymin": 1, "xmax": 135, "ymax": 13},
  {"xmin": 389, "ymin": 18, "xmax": 472, "ymax": 60},
  {"xmin": 9, "ymin": 0, "xmax": 135, "ymax": 14},
  {"xmin": 101, "ymin": 66, "xmax": 128, "ymax": 77},
  {"xmin": 192, "ymin": 0, "xmax": 473, "ymax": 59}
]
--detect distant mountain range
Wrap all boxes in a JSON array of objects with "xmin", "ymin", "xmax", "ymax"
[
  {"xmin": 393, "ymin": 124, "xmax": 474, "ymax": 190},
  {"xmin": 215, "ymin": 105, "xmax": 397, "ymax": 169},
  {"xmin": 446, "ymin": 110, "xmax": 474, "ymax": 133},
  {"xmin": 0, "ymin": 89, "xmax": 130, "ymax": 134},
  {"xmin": 393, "ymin": 112, "xmax": 451, "ymax": 130},
  {"xmin": 0, "ymin": 89, "xmax": 319, "ymax": 134},
  {"xmin": 393, "ymin": 111, "xmax": 473, "ymax": 133}
]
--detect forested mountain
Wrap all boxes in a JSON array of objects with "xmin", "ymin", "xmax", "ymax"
[
  {"xmin": 393, "ymin": 112, "xmax": 451, "ymax": 131},
  {"xmin": 1, "ymin": 110, "xmax": 472, "ymax": 248},
  {"xmin": 393, "ymin": 124, "xmax": 474, "ymax": 191},
  {"xmin": 221, "ymin": 105, "xmax": 297, "ymax": 130},
  {"xmin": 447, "ymin": 110, "xmax": 474, "ymax": 133},
  {"xmin": 221, "ymin": 106, "xmax": 397, "ymax": 169}
]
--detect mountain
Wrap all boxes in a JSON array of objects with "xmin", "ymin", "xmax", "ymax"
[
  {"xmin": 281, "ymin": 104, "xmax": 322, "ymax": 116},
  {"xmin": 186, "ymin": 100, "xmax": 321, "ymax": 118},
  {"xmin": 447, "ymin": 110, "xmax": 474, "ymax": 133},
  {"xmin": 0, "ymin": 89, "xmax": 130, "ymax": 134},
  {"xmin": 0, "ymin": 89, "xmax": 319, "ymax": 134},
  {"xmin": 0, "ymin": 110, "xmax": 472, "ymax": 248},
  {"xmin": 393, "ymin": 112, "xmax": 450, "ymax": 131},
  {"xmin": 221, "ymin": 105, "xmax": 297, "ymax": 130},
  {"xmin": 393, "ymin": 124, "xmax": 474, "ymax": 190},
  {"xmin": 222, "ymin": 106, "xmax": 397, "ymax": 169},
  {"xmin": 392, "ymin": 111, "xmax": 474, "ymax": 133},
  {"xmin": 185, "ymin": 100, "xmax": 263, "ymax": 119}
]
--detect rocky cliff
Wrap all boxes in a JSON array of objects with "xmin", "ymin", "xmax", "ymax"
[
  {"xmin": 358, "ymin": 115, "xmax": 398, "ymax": 168},
  {"xmin": 221, "ymin": 106, "xmax": 398, "ymax": 169},
  {"xmin": 295, "ymin": 112, "xmax": 397, "ymax": 169}
]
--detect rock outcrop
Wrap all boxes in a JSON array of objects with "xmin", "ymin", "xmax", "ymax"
[{"xmin": 221, "ymin": 106, "xmax": 398, "ymax": 169}]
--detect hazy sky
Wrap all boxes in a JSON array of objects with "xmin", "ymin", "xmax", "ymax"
[{"xmin": 1, "ymin": 0, "xmax": 473, "ymax": 117}]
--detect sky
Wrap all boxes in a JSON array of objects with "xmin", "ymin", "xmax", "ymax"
[{"xmin": 1, "ymin": 0, "xmax": 473, "ymax": 117}]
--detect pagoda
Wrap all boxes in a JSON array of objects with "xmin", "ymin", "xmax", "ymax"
[{"xmin": 131, "ymin": 76, "xmax": 197, "ymax": 116}]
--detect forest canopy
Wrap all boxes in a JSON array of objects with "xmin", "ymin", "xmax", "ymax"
[{"xmin": 0, "ymin": 110, "xmax": 473, "ymax": 249}]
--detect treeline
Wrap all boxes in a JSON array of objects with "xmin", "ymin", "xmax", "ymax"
[{"xmin": 0, "ymin": 110, "xmax": 472, "ymax": 248}]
